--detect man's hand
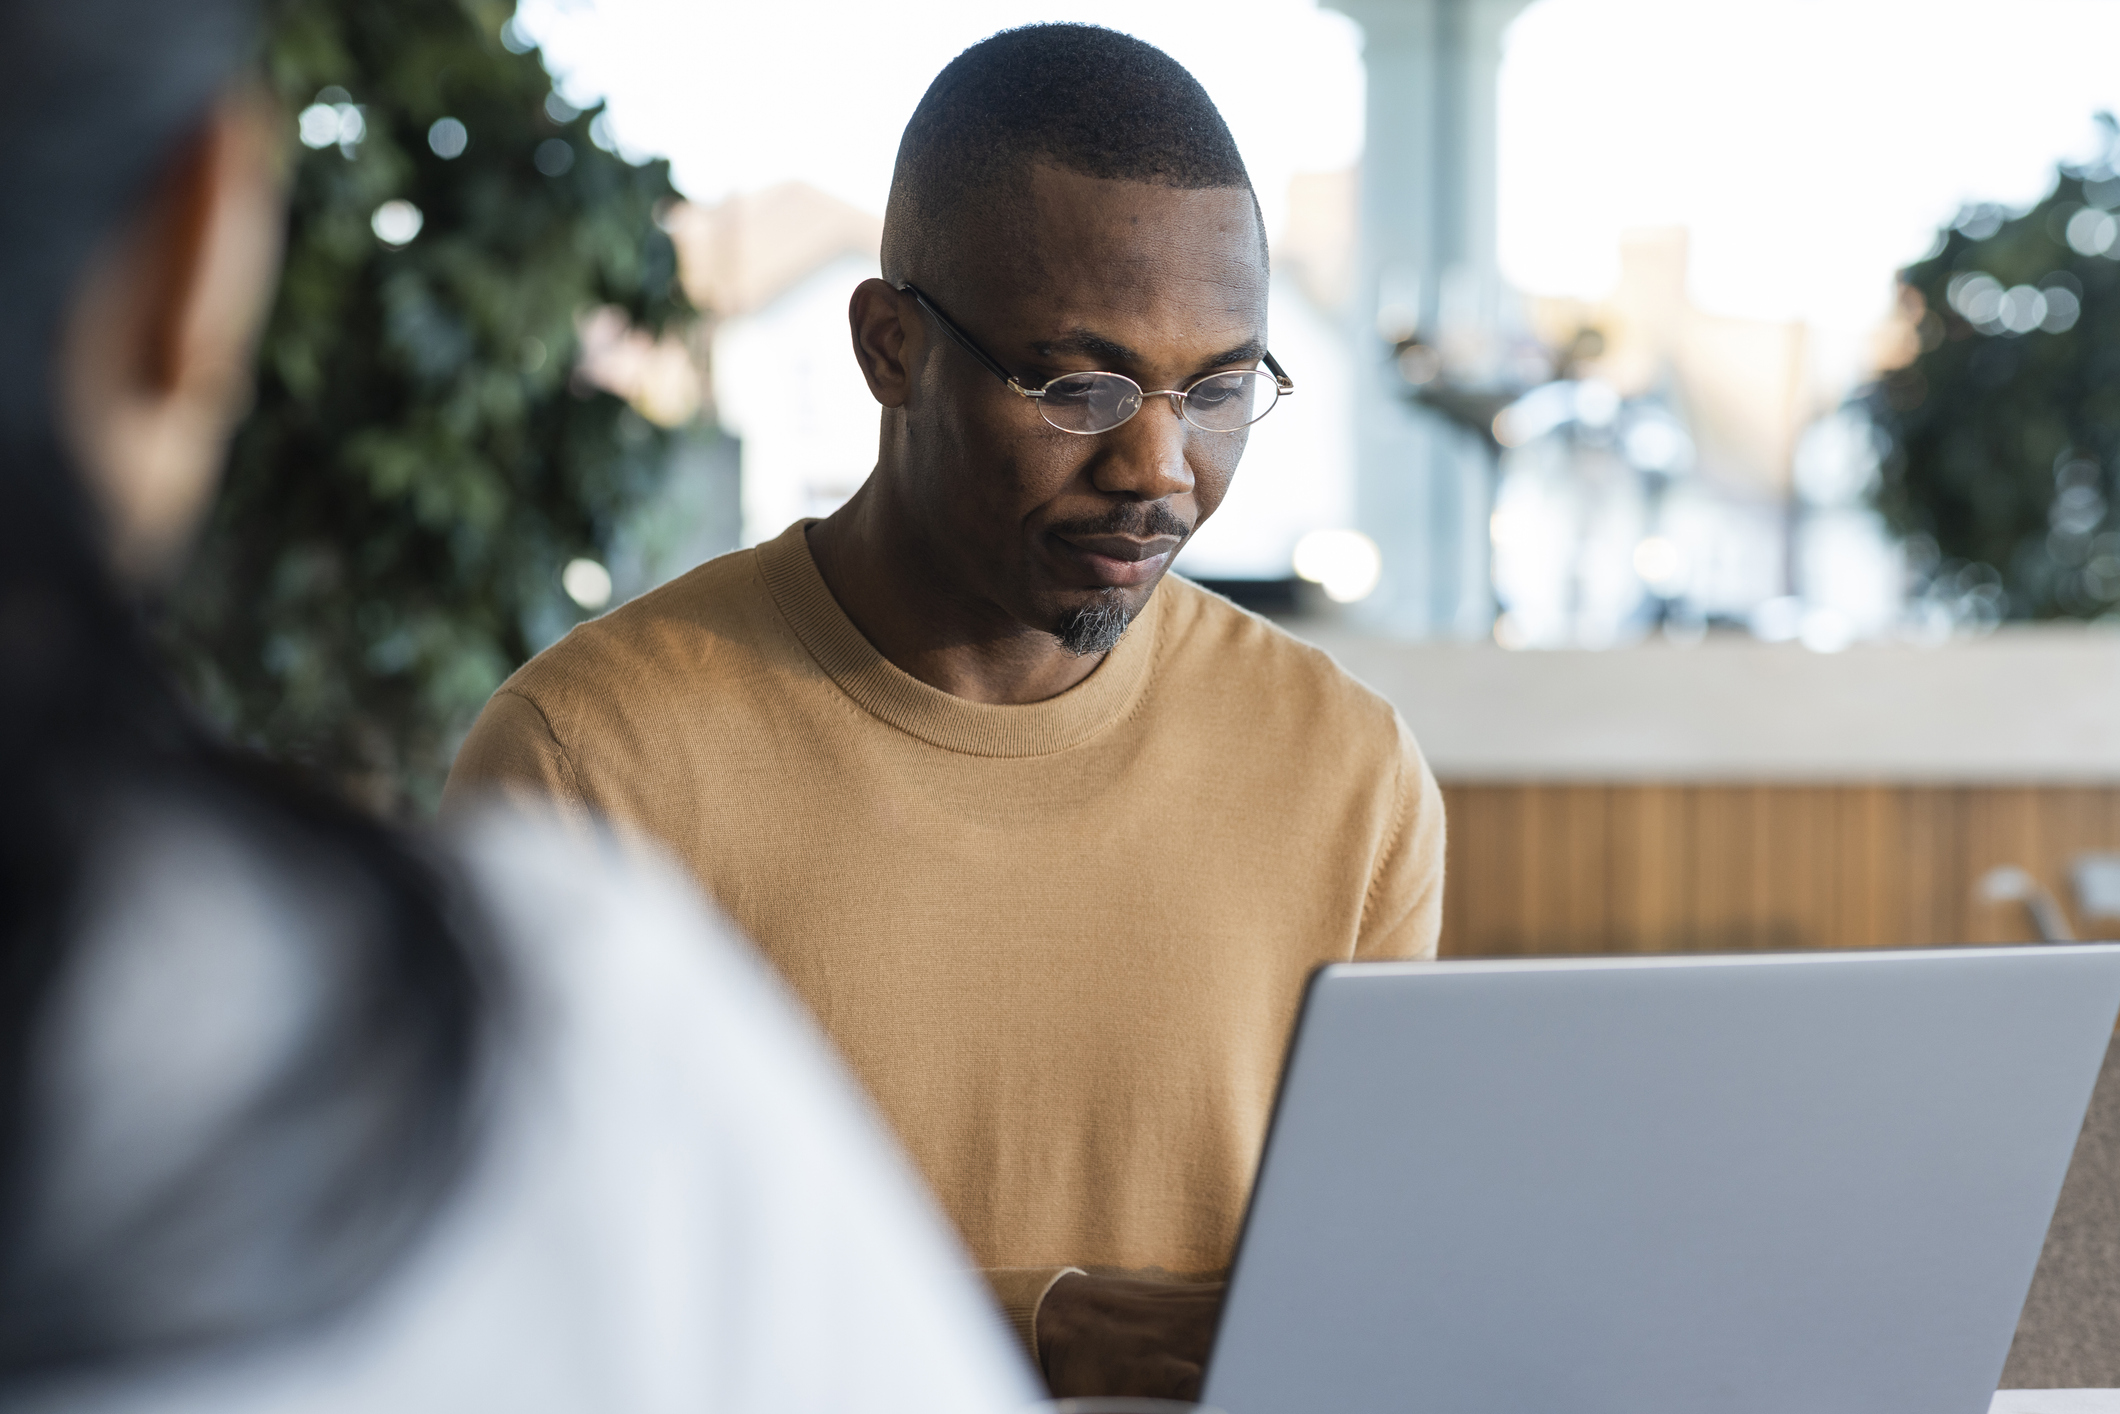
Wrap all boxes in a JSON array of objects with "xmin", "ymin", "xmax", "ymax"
[{"xmin": 1036, "ymin": 1270, "xmax": 1227, "ymax": 1399}]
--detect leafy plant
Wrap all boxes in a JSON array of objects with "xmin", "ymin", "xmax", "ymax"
[
  {"xmin": 166, "ymin": 0, "xmax": 688, "ymax": 813},
  {"xmin": 1866, "ymin": 120, "xmax": 2120, "ymax": 622}
]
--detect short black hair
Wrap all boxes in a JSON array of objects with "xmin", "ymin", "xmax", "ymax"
[{"xmin": 881, "ymin": 23, "xmax": 1258, "ymax": 285}]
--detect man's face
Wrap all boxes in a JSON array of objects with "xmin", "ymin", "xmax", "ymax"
[{"xmin": 895, "ymin": 164, "xmax": 1269, "ymax": 647}]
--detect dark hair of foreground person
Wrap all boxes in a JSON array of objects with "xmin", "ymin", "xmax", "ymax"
[{"xmin": 0, "ymin": 0, "xmax": 484, "ymax": 1382}]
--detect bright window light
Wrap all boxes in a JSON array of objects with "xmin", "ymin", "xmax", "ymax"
[{"xmin": 1292, "ymin": 529, "xmax": 1382, "ymax": 605}]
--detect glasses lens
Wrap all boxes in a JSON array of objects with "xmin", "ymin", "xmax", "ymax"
[
  {"xmin": 1182, "ymin": 369, "xmax": 1279, "ymax": 432},
  {"xmin": 1039, "ymin": 372, "xmax": 1143, "ymax": 434}
]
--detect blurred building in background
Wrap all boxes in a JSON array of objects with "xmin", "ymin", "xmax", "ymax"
[
  {"xmin": 1311, "ymin": 0, "xmax": 1913, "ymax": 651},
  {"xmin": 664, "ymin": 184, "xmax": 882, "ymax": 545},
  {"xmin": 1323, "ymin": 0, "xmax": 1529, "ymax": 639},
  {"xmin": 1487, "ymin": 227, "xmax": 1878, "ymax": 651}
]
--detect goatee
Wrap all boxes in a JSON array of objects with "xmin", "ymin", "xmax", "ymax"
[{"xmin": 1055, "ymin": 592, "xmax": 1135, "ymax": 657}]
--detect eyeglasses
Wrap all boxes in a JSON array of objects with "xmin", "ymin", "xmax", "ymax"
[{"xmin": 898, "ymin": 282, "xmax": 1293, "ymax": 436}]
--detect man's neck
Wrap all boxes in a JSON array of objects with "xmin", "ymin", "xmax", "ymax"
[{"xmin": 804, "ymin": 487, "xmax": 1105, "ymax": 706}]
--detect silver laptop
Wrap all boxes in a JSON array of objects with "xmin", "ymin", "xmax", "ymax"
[{"xmin": 1202, "ymin": 946, "xmax": 2120, "ymax": 1414}]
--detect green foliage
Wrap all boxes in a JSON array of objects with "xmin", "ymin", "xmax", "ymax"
[
  {"xmin": 1866, "ymin": 126, "xmax": 2120, "ymax": 621},
  {"xmin": 167, "ymin": 0, "xmax": 688, "ymax": 813}
]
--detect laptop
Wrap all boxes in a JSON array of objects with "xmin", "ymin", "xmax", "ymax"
[{"xmin": 1201, "ymin": 946, "xmax": 2120, "ymax": 1414}]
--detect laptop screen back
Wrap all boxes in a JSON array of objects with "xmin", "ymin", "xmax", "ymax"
[{"xmin": 1203, "ymin": 947, "xmax": 2120, "ymax": 1414}]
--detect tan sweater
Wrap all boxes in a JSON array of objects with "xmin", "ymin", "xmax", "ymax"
[{"xmin": 444, "ymin": 521, "xmax": 1446, "ymax": 1346}]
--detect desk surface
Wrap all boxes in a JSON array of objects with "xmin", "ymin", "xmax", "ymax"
[{"xmin": 1995, "ymin": 1391, "xmax": 2120, "ymax": 1413}]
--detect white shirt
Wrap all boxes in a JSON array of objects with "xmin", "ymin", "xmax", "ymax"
[{"xmin": 19, "ymin": 807, "xmax": 1039, "ymax": 1414}]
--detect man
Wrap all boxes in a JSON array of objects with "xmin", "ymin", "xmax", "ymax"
[{"xmin": 447, "ymin": 23, "xmax": 1446, "ymax": 1399}]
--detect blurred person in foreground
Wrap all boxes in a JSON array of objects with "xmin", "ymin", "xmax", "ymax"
[
  {"xmin": 448, "ymin": 23, "xmax": 1447, "ymax": 1400},
  {"xmin": 0, "ymin": 2, "xmax": 1036, "ymax": 1410}
]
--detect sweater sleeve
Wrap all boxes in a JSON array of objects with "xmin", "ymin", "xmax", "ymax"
[
  {"xmin": 983, "ymin": 1265, "xmax": 1084, "ymax": 1366},
  {"xmin": 1353, "ymin": 712, "xmax": 1447, "ymax": 962},
  {"xmin": 442, "ymin": 688, "xmax": 592, "ymax": 827}
]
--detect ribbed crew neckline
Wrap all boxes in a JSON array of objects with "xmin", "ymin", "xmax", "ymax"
[{"xmin": 755, "ymin": 520, "xmax": 1162, "ymax": 759}]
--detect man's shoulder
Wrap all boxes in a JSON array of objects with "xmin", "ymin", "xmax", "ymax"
[
  {"xmin": 497, "ymin": 545, "xmax": 781, "ymax": 718},
  {"xmin": 1155, "ymin": 575, "xmax": 1404, "ymax": 744}
]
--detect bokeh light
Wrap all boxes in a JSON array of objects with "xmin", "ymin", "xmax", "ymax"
[
  {"xmin": 2066, "ymin": 206, "xmax": 2118, "ymax": 256},
  {"xmin": 1631, "ymin": 536, "xmax": 1686, "ymax": 593},
  {"xmin": 562, "ymin": 557, "xmax": 614, "ymax": 610},
  {"xmin": 535, "ymin": 139, "xmax": 575, "ymax": 177},
  {"xmin": 1292, "ymin": 529, "xmax": 1382, "ymax": 604},
  {"xmin": 370, "ymin": 200, "xmax": 424, "ymax": 246},
  {"xmin": 427, "ymin": 116, "xmax": 469, "ymax": 159}
]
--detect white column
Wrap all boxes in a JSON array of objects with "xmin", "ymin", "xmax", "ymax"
[{"xmin": 1325, "ymin": 0, "xmax": 1528, "ymax": 639}]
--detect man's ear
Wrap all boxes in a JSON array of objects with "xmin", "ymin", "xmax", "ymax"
[{"xmin": 848, "ymin": 278, "xmax": 921, "ymax": 410}]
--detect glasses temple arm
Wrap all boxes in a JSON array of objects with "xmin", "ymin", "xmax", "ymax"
[
  {"xmin": 1262, "ymin": 350, "xmax": 1294, "ymax": 393},
  {"xmin": 898, "ymin": 284, "xmax": 1029, "ymax": 390}
]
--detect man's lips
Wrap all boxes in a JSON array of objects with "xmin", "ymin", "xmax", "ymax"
[{"xmin": 1050, "ymin": 532, "xmax": 1183, "ymax": 587}]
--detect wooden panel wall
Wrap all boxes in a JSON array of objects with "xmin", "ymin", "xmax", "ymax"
[{"xmin": 1439, "ymin": 783, "xmax": 2120, "ymax": 957}]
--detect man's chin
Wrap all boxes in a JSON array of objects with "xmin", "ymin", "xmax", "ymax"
[{"xmin": 1053, "ymin": 587, "xmax": 1138, "ymax": 657}]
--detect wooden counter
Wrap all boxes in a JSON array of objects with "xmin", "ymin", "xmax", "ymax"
[
  {"xmin": 1285, "ymin": 625, "xmax": 2120, "ymax": 957},
  {"xmin": 1440, "ymin": 782, "xmax": 2120, "ymax": 956}
]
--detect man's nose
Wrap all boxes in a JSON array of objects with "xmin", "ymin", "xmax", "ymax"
[{"xmin": 1091, "ymin": 394, "xmax": 1194, "ymax": 500}]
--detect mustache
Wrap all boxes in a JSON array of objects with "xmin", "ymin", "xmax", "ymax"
[{"xmin": 1047, "ymin": 501, "xmax": 1192, "ymax": 542}]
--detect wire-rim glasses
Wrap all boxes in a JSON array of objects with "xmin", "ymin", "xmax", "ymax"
[{"xmin": 898, "ymin": 283, "xmax": 1293, "ymax": 436}]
